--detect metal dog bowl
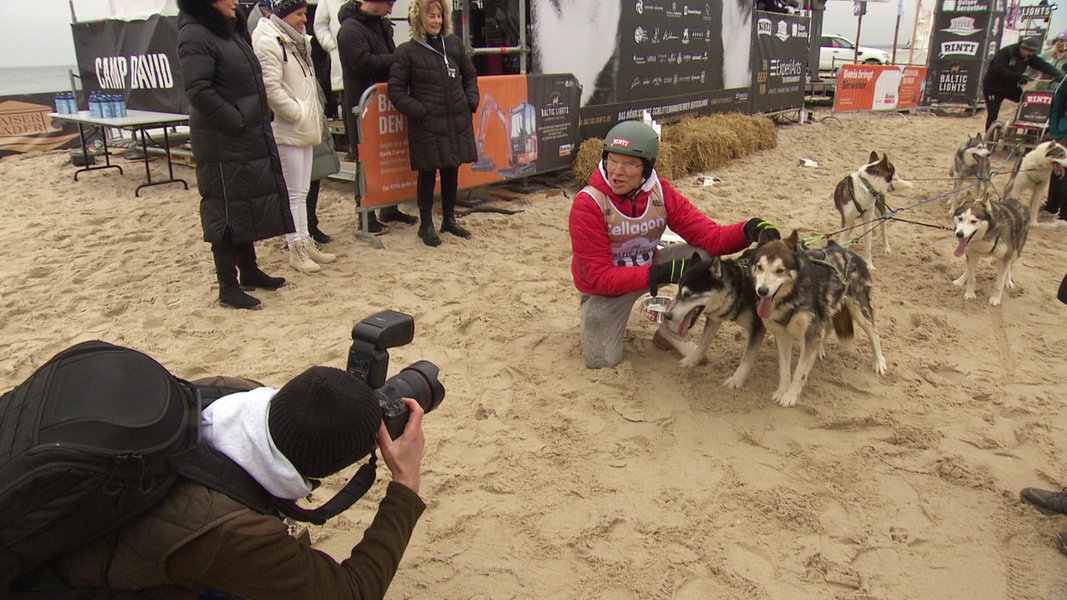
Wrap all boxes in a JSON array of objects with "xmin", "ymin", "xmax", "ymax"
[{"xmin": 640, "ymin": 295, "xmax": 672, "ymax": 323}]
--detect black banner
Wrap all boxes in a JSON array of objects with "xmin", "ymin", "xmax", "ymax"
[
  {"xmin": 924, "ymin": 0, "xmax": 1005, "ymax": 106},
  {"xmin": 753, "ymin": 11, "xmax": 810, "ymax": 113},
  {"xmin": 527, "ymin": 74, "xmax": 583, "ymax": 171},
  {"xmin": 72, "ymin": 15, "xmax": 187, "ymax": 114}
]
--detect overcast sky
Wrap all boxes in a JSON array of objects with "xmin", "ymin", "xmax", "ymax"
[{"xmin": 3, "ymin": 0, "xmax": 1066, "ymax": 68}]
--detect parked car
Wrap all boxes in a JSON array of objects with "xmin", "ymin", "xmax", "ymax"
[{"xmin": 819, "ymin": 35, "xmax": 891, "ymax": 72}]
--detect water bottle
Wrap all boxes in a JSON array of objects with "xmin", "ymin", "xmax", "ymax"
[
  {"xmin": 54, "ymin": 94, "xmax": 65, "ymax": 114},
  {"xmin": 116, "ymin": 94, "xmax": 127, "ymax": 118},
  {"xmin": 103, "ymin": 94, "xmax": 116, "ymax": 119},
  {"xmin": 89, "ymin": 92, "xmax": 102, "ymax": 118},
  {"xmin": 68, "ymin": 92, "xmax": 80, "ymax": 114}
]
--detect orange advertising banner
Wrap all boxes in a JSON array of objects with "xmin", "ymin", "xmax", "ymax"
[
  {"xmin": 356, "ymin": 74, "xmax": 581, "ymax": 209},
  {"xmin": 833, "ymin": 64, "xmax": 904, "ymax": 113},
  {"xmin": 896, "ymin": 66, "xmax": 928, "ymax": 110}
]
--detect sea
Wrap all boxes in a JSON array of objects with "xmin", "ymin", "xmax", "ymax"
[{"xmin": 0, "ymin": 65, "xmax": 80, "ymax": 97}]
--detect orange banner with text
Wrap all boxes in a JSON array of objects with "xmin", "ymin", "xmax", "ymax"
[
  {"xmin": 833, "ymin": 64, "xmax": 928, "ymax": 113},
  {"xmin": 356, "ymin": 74, "xmax": 581, "ymax": 208}
]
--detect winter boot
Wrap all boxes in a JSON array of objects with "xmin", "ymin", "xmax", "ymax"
[
  {"xmin": 440, "ymin": 193, "xmax": 471, "ymax": 239},
  {"xmin": 213, "ymin": 244, "xmax": 261, "ymax": 309},
  {"xmin": 380, "ymin": 204, "xmax": 418, "ymax": 224},
  {"xmin": 358, "ymin": 210, "xmax": 384, "ymax": 235},
  {"xmin": 417, "ymin": 195, "xmax": 441, "ymax": 247},
  {"xmin": 288, "ymin": 240, "xmax": 321, "ymax": 273},
  {"xmin": 307, "ymin": 183, "xmax": 332, "ymax": 244},
  {"xmin": 236, "ymin": 243, "xmax": 286, "ymax": 290},
  {"xmin": 303, "ymin": 238, "xmax": 336, "ymax": 264}
]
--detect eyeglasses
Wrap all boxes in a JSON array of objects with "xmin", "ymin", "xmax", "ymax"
[{"xmin": 606, "ymin": 156, "xmax": 644, "ymax": 173}]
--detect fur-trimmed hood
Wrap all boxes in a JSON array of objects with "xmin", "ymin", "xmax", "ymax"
[
  {"xmin": 408, "ymin": 0, "xmax": 452, "ymax": 43},
  {"xmin": 177, "ymin": 0, "xmax": 250, "ymax": 40}
]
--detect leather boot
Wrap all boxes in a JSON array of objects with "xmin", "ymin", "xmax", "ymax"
[
  {"xmin": 359, "ymin": 210, "xmax": 384, "ymax": 235},
  {"xmin": 417, "ymin": 195, "xmax": 441, "ymax": 247},
  {"xmin": 236, "ymin": 243, "xmax": 286, "ymax": 290},
  {"xmin": 303, "ymin": 238, "xmax": 336, "ymax": 264},
  {"xmin": 307, "ymin": 181, "xmax": 332, "ymax": 244},
  {"xmin": 440, "ymin": 193, "xmax": 471, "ymax": 239},
  {"xmin": 288, "ymin": 240, "xmax": 321, "ymax": 273},
  {"xmin": 213, "ymin": 244, "xmax": 261, "ymax": 309},
  {"xmin": 380, "ymin": 204, "xmax": 418, "ymax": 224}
]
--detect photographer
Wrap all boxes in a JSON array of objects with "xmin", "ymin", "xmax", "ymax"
[{"xmin": 21, "ymin": 366, "xmax": 426, "ymax": 599}]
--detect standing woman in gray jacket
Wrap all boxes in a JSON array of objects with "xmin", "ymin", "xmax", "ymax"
[
  {"xmin": 252, "ymin": 0, "xmax": 337, "ymax": 273},
  {"xmin": 388, "ymin": 0, "xmax": 479, "ymax": 247},
  {"xmin": 177, "ymin": 0, "xmax": 293, "ymax": 309}
]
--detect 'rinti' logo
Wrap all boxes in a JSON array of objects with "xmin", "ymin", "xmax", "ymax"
[{"xmin": 611, "ymin": 137, "xmax": 631, "ymax": 147}]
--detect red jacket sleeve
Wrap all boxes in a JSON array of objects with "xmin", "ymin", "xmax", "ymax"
[{"xmin": 660, "ymin": 178, "xmax": 751, "ymax": 255}]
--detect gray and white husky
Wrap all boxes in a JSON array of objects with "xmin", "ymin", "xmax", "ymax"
[
  {"xmin": 1004, "ymin": 140, "xmax": 1067, "ymax": 226},
  {"xmin": 662, "ymin": 252, "xmax": 765, "ymax": 388},
  {"xmin": 832, "ymin": 151, "xmax": 913, "ymax": 270},
  {"xmin": 952, "ymin": 192, "xmax": 1030, "ymax": 306},
  {"xmin": 947, "ymin": 133, "xmax": 992, "ymax": 211},
  {"xmin": 750, "ymin": 231, "xmax": 888, "ymax": 408}
]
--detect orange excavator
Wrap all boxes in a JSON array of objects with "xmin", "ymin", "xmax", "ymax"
[{"xmin": 471, "ymin": 92, "xmax": 538, "ymax": 178}]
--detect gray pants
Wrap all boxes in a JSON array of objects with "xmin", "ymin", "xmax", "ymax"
[{"xmin": 579, "ymin": 244, "xmax": 708, "ymax": 369}]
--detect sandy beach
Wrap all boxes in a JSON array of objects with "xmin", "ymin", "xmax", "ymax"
[{"xmin": 2, "ymin": 109, "xmax": 1067, "ymax": 599}]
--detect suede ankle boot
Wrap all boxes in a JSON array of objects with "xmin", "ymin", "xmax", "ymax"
[
  {"xmin": 236, "ymin": 243, "xmax": 285, "ymax": 290},
  {"xmin": 303, "ymin": 238, "xmax": 336, "ymax": 264},
  {"xmin": 288, "ymin": 240, "xmax": 321, "ymax": 273}
]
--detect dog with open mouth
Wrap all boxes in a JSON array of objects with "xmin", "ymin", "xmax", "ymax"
[
  {"xmin": 952, "ymin": 191, "xmax": 1030, "ymax": 306},
  {"xmin": 1003, "ymin": 140, "xmax": 1067, "ymax": 226},
  {"xmin": 662, "ymin": 252, "xmax": 765, "ymax": 388},
  {"xmin": 750, "ymin": 231, "xmax": 888, "ymax": 407}
]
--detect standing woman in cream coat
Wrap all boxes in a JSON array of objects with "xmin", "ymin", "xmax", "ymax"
[{"xmin": 252, "ymin": 0, "xmax": 336, "ymax": 272}]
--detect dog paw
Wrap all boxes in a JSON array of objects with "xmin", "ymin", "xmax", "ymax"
[
  {"xmin": 777, "ymin": 390, "xmax": 800, "ymax": 407},
  {"xmin": 679, "ymin": 355, "xmax": 702, "ymax": 368},
  {"xmin": 963, "ymin": 290, "xmax": 977, "ymax": 300},
  {"xmin": 873, "ymin": 358, "xmax": 888, "ymax": 375},
  {"xmin": 988, "ymin": 295, "xmax": 1002, "ymax": 306},
  {"xmin": 772, "ymin": 387, "xmax": 788, "ymax": 402},
  {"xmin": 723, "ymin": 374, "xmax": 746, "ymax": 388}
]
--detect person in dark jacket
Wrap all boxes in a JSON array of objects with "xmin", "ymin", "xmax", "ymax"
[
  {"xmin": 388, "ymin": 0, "xmax": 479, "ymax": 247},
  {"xmin": 35, "ymin": 366, "xmax": 427, "ymax": 599},
  {"xmin": 337, "ymin": 0, "xmax": 417, "ymax": 232},
  {"xmin": 178, "ymin": 0, "xmax": 294, "ymax": 310},
  {"xmin": 982, "ymin": 36, "xmax": 1064, "ymax": 134},
  {"xmin": 1042, "ymin": 74, "xmax": 1067, "ymax": 227}
]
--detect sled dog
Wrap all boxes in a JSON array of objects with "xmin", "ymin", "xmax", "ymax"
[
  {"xmin": 947, "ymin": 133, "xmax": 992, "ymax": 211},
  {"xmin": 832, "ymin": 151, "xmax": 913, "ymax": 270},
  {"xmin": 750, "ymin": 231, "xmax": 888, "ymax": 408},
  {"xmin": 1003, "ymin": 140, "xmax": 1067, "ymax": 226},
  {"xmin": 952, "ymin": 192, "xmax": 1030, "ymax": 306},
  {"xmin": 662, "ymin": 252, "xmax": 765, "ymax": 388}
]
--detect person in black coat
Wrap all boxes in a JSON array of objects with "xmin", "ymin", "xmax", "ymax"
[
  {"xmin": 982, "ymin": 36, "xmax": 1064, "ymax": 134},
  {"xmin": 388, "ymin": 0, "xmax": 479, "ymax": 247},
  {"xmin": 336, "ymin": 0, "xmax": 417, "ymax": 231},
  {"xmin": 177, "ymin": 0, "xmax": 294, "ymax": 310}
]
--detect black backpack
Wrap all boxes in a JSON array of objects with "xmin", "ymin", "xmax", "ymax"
[{"xmin": 0, "ymin": 340, "xmax": 378, "ymax": 590}]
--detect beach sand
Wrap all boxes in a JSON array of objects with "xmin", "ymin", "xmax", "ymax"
[{"xmin": 2, "ymin": 110, "xmax": 1067, "ymax": 599}]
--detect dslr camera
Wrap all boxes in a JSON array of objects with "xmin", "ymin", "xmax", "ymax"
[{"xmin": 346, "ymin": 310, "xmax": 445, "ymax": 439}]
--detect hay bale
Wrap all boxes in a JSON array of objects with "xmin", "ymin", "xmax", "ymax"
[
  {"xmin": 572, "ymin": 137, "xmax": 604, "ymax": 184},
  {"xmin": 573, "ymin": 113, "xmax": 778, "ymax": 183}
]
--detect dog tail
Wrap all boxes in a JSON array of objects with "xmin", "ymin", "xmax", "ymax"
[{"xmin": 833, "ymin": 306, "xmax": 855, "ymax": 340}]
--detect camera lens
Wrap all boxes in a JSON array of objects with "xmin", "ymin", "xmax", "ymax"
[{"xmin": 377, "ymin": 360, "xmax": 444, "ymax": 439}]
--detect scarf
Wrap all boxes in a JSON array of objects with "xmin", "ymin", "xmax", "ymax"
[{"xmin": 270, "ymin": 14, "xmax": 311, "ymax": 66}]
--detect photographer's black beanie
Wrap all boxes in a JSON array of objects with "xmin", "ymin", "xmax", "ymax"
[{"xmin": 268, "ymin": 366, "xmax": 381, "ymax": 479}]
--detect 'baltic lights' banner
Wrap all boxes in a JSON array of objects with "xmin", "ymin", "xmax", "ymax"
[
  {"xmin": 356, "ymin": 74, "xmax": 581, "ymax": 208},
  {"xmin": 923, "ymin": 0, "xmax": 1004, "ymax": 108}
]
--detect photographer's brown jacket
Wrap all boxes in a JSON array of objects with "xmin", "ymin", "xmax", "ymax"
[{"xmin": 54, "ymin": 479, "xmax": 425, "ymax": 599}]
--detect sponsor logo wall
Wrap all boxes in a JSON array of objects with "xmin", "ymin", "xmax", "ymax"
[
  {"xmin": 924, "ymin": 0, "xmax": 1004, "ymax": 107},
  {"xmin": 754, "ymin": 11, "xmax": 809, "ymax": 113},
  {"xmin": 356, "ymin": 74, "xmax": 580, "ymax": 208}
]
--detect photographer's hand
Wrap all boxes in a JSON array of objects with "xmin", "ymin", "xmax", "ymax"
[{"xmin": 378, "ymin": 398, "xmax": 425, "ymax": 495}]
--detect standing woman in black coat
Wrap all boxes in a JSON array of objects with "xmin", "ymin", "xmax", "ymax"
[
  {"xmin": 177, "ymin": 0, "xmax": 294, "ymax": 309},
  {"xmin": 388, "ymin": 0, "xmax": 479, "ymax": 247}
]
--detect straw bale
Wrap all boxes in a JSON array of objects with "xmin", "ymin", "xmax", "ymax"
[
  {"xmin": 572, "ymin": 137, "xmax": 604, "ymax": 184},
  {"xmin": 571, "ymin": 113, "xmax": 777, "ymax": 183}
]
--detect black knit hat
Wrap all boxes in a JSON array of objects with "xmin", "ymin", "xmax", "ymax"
[
  {"xmin": 270, "ymin": 0, "xmax": 307, "ymax": 18},
  {"xmin": 1021, "ymin": 36, "xmax": 1042, "ymax": 51},
  {"xmin": 268, "ymin": 366, "xmax": 381, "ymax": 478}
]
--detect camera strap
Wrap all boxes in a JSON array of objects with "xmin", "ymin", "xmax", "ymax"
[{"xmin": 271, "ymin": 454, "xmax": 379, "ymax": 526}]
